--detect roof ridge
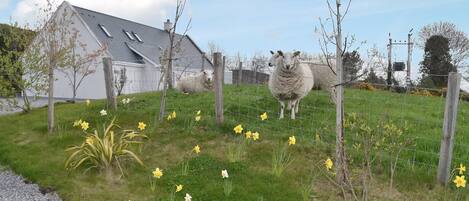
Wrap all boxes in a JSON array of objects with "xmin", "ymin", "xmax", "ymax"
[{"xmin": 71, "ymin": 4, "xmax": 168, "ymax": 34}]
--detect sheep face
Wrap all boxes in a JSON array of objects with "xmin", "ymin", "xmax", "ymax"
[
  {"xmin": 276, "ymin": 51, "xmax": 301, "ymax": 71},
  {"xmin": 202, "ymin": 71, "xmax": 214, "ymax": 88}
]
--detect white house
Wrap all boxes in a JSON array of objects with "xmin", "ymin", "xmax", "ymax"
[{"xmin": 27, "ymin": 1, "xmax": 221, "ymax": 100}]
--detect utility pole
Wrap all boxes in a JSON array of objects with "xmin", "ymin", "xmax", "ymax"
[
  {"xmin": 407, "ymin": 29, "xmax": 414, "ymax": 91},
  {"xmin": 387, "ymin": 33, "xmax": 393, "ymax": 89},
  {"xmin": 387, "ymin": 29, "xmax": 414, "ymax": 91},
  {"xmin": 201, "ymin": 52, "xmax": 205, "ymax": 72}
]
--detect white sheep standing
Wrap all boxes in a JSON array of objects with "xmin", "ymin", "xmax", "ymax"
[
  {"xmin": 176, "ymin": 71, "xmax": 214, "ymax": 93},
  {"xmin": 269, "ymin": 52, "xmax": 337, "ymax": 104},
  {"xmin": 268, "ymin": 50, "xmax": 314, "ymax": 119}
]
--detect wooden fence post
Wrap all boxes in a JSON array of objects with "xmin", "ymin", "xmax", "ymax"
[
  {"xmin": 103, "ymin": 57, "xmax": 117, "ymax": 110},
  {"xmin": 213, "ymin": 52, "xmax": 224, "ymax": 126},
  {"xmin": 437, "ymin": 72, "xmax": 462, "ymax": 185},
  {"xmin": 237, "ymin": 62, "xmax": 243, "ymax": 85}
]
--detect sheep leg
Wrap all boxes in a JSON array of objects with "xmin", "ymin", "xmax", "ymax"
[
  {"xmin": 295, "ymin": 99, "xmax": 300, "ymax": 114},
  {"xmin": 287, "ymin": 101, "xmax": 292, "ymax": 110},
  {"xmin": 290, "ymin": 100, "xmax": 297, "ymax": 120},
  {"xmin": 279, "ymin": 101, "xmax": 285, "ymax": 119}
]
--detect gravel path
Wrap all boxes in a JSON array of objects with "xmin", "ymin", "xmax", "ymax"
[{"xmin": 0, "ymin": 167, "xmax": 61, "ymax": 201}]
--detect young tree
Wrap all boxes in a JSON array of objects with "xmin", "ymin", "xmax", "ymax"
[
  {"xmin": 420, "ymin": 35, "xmax": 455, "ymax": 88},
  {"xmin": 58, "ymin": 29, "xmax": 107, "ymax": 102},
  {"xmin": 317, "ymin": 0, "xmax": 355, "ymax": 192},
  {"xmin": 158, "ymin": 0, "xmax": 192, "ymax": 121},
  {"xmin": 419, "ymin": 22, "xmax": 469, "ymax": 67}
]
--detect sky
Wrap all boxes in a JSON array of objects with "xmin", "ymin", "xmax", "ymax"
[{"xmin": 1, "ymin": 0, "xmax": 468, "ymax": 81}]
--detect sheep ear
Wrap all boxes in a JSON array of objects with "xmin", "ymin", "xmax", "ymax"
[
  {"xmin": 270, "ymin": 50, "xmax": 275, "ymax": 55},
  {"xmin": 293, "ymin": 51, "xmax": 301, "ymax": 57},
  {"xmin": 277, "ymin": 50, "xmax": 284, "ymax": 57},
  {"xmin": 203, "ymin": 71, "xmax": 207, "ymax": 75}
]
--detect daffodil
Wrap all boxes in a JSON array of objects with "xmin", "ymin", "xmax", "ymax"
[
  {"xmin": 252, "ymin": 132, "xmax": 260, "ymax": 141},
  {"xmin": 85, "ymin": 99, "xmax": 90, "ymax": 106},
  {"xmin": 193, "ymin": 145, "xmax": 201, "ymax": 154},
  {"xmin": 454, "ymin": 175, "xmax": 466, "ymax": 188},
  {"xmin": 260, "ymin": 112, "xmax": 268, "ymax": 121},
  {"xmin": 122, "ymin": 98, "xmax": 131, "ymax": 105},
  {"xmin": 196, "ymin": 110, "xmax": 201, "ymax": 115},
  {"xmin": 195, "ymin": 115, "xmax": 201, "ymax": 122},
  {"xmin": 153, "ymin": 168, "xmax": 163, "ymax": 179},
  {"xmin": 315, "ymin": 133, "xmax": 321, "ymax": 141},
  {"xmin": 459, "ymin": 163, "xmax": 466, "ymax": 175},
  {"xmin": 73, "ymin": 119, "xmax": 83, "ymax": 127},
  {"xmin": 100, "ymin": 109, "xmax": 107, "ymax": 116},
  {"xmin": 288, "ymin": 136, "xmax": 296, "ymax": 145},
  {"xmin": 184, "ymin": 193, "xmax": 192, "ymax": 201},
  {"xmin": 171, "ymin": 111, "xmax": 177, "ymax": 119},
  {"xmin": 80, "ymin": 121, "xmax": 89, "ymax": 131},
  {"xmin": 167, "ymin": 114, "xmax": 172, "ymax": 121},
  {"xmin": 325, "ymin": 158, "xmax": 333, "ymax": 170},
  {"xmin": 221, "ymin": 169, "xmax": 229, "ymax": 178},
  {"xmin": 138, "ymin": 122, "xmax": 146, "ymax": 131},
  {"xmin": 233, "ymin": 124, "xmax": 243, "ymax": 134},
  {"xmin": 245, "ymin": 131, "xmax": 252, "ymax": 139},
  {"xmin": 176, "ymin": 184, "xmax": 183, "ymax": 192}
]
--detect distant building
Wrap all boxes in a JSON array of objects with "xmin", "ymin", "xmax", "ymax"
[{"xmin": 26, "ymin": 1, "xmax": 215, "ymax": 100}]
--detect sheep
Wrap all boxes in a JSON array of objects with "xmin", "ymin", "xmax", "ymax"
[
  {"xmin": 269, "ymin": 51, "xmax": 337, "ymax": 104},
  {"xmin": 175, "ymin": 71, "xmax": 214, "ymax": 93},
  {"xmin": 268, "ymin": 50, "xmax": 314, "ymax": 119}
]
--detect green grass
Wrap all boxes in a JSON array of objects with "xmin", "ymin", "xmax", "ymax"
[{"xmin": 0, "ymin": 85, "xmax": 468, "ymax": 200}]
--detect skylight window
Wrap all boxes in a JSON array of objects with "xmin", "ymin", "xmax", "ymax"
[
  {"xmin": 98, "ymin": 24, "xmax": 112, "ymax": 38},
  {"xmin": 133, "ymin": 32, "xmax": 143, "ymax": 42},
  {"xmin": 123, "ymin": 30, "xmax": 135, "ymax": 40}
]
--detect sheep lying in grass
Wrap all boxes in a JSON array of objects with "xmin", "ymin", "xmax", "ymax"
[
  {"xmin": 269, "ymin": 52, "xmax": 337, "ymax": 104},
  {"xmin": 176, "ymin": 71, "xmax": 214, "ymax": 93},
  {"xmin": 268, "ymin": 50, "xmax": 314, "ymax": 119}
]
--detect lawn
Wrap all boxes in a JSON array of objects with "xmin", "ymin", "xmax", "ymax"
[{"xmin": 0, "ymin": 85, "xmax": 468, "ymax": 200}]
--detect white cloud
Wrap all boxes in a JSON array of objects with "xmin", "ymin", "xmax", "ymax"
[
  {"xmin": 0, "ymin": 0, "xmax": 11, "ymax": 10},
  {"xmin": 12, "ymin": 0, "xmax": 176, "ymax": 28}
]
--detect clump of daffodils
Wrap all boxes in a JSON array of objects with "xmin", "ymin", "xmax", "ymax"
[
  {"xmin": 221, "ymin": 169, "xmax": 232, "ymax": 197},
  {"xmin": 167, "ymin": 111, "xmax": 177, "ymax": 121},
  {"xmin": 121, "ymin": 98, "xmax": 131, "ymax": 105},
  {"xmin": 100, "ymin": 109, "xmax": 107, "ymax": 116}
]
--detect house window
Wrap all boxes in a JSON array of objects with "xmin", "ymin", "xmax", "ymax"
[
  {"xmin": 123, "ymin": 30, "xmax": 135, "ymax": 40},
  {"xmin": 98, "ymin": 24, "xmax": 112, "ymax": 37},
  {"xmin": 133, "ymin": 32, "xmax": 143, "ymax": 42}
]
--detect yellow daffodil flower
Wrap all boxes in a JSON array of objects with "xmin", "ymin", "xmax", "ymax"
[
  {"xmin": 325, "ymin": 158, "xmax": 334, "ymax": 170},
  {"xmin": 193, "ymin": 145, "xmax": 201, "ymax": 154},
  {"xmin": 153, "ymin": 168, "xmax": 163, "ymax": 179},
  {"xmin": 80, "ymin": 121, "xmax": 89, "ymax": 131},
  {"xmin": 73, "ymin": 119, "xmax": 83, "ymax": 127},
  {"xmin": 167, "ymin": 114, "xmax": 172, "ymax": 121},
  {"xmin": 315, "ymin": 133, "xmax": 321, "ymax": 141},
  {"xmin": 454, "ymin": 175, "xmax": 466, "ymax": 188},
  {"xmin": 459, "ymin": 163, "xmax": 466, "ymax": 175},
  {"xmin": 138, "ymin": 122, "xmax": 146, "ymax": 131},
  {"xmin": 288, "ymin": 136, "xmax": 296, "ymax": 145},
  {"xmin": 195, "ymin": 115, "xmax": 201, "ymax": 122},
  {"xmin": 245, "ymin": 131, "xmax": 252, "ymax": 139},
  {"xmin": 233, "ymin": 124, "xmax": 243, "ymax": 134},
  {"xmin": 252, "ymin": 132, "xmax": 260, "ymax": 141},
  {"xmin": 176, "ymin": 184, "xmax": 183, "ymax": 192},
  {"xmin": 260, "ymin": 112, "xmax": 268, "ymax": 121},
  {"xmin": 196, "ymin": 110, "xmax": 201, "ymax": 115},
  {"xmin": 171, "ymin": 111, "xmax": 177, "ymax": 119}
]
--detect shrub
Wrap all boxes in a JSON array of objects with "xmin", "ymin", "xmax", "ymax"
[
  {"xmin": 353, "ymin": 82, "xmax": 376, "ymax": 91},
  {"xmin": 65, "ymin": 119, "xmax": 148, "ymax": 177}
]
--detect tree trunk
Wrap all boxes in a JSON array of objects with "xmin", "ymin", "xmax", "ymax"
[{"xmin": 47, "ymin": 64, "xmax": 55, "ymax": 134}]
